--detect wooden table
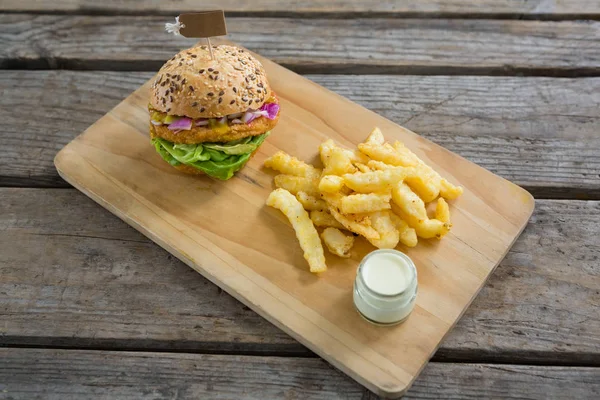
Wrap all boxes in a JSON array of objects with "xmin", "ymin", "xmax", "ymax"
[{"xmin": 1, "ymin": 2, "xmax": 599, "ymax": 398}]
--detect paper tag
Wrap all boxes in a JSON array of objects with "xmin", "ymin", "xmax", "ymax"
[{"xmin": 179, "ymin": 11, "xmax": 227, "ymax": 38}]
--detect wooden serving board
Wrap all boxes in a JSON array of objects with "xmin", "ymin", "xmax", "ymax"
[{"xmin": 54, "ymin": 44, "xmax": 534, "ymax": 398}]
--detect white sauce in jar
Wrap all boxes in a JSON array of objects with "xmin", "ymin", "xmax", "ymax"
[{"xmin": 353, "ymin": 250, "xmax": 418, "ymax": 325}]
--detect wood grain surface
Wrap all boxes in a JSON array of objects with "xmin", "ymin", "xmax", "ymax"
[
  {"xmin": 2, "ymin": 0, "xmax": 599, "ymax": 17},
  {"xmin": 1, "ymin": 189, "xmax": 599, "ymax": 365},
  {"xmin": 52, "ymin": 46, "xmax": 535, "ymax": 396},
  {"xmin": 1, "ymin": 349, "xmax": 599, "ymax": 400},
  {"xmin": 2, "ymin": 15, "xmax": 598, "ymax": 75},
  {"xmin": 3, "ymin": 71, "xmax": 599, "ymax": 198}
]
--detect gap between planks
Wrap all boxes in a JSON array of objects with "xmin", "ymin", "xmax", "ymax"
[
  {"xmin": 1, "ymin": 71, "xmax": 599, "ymax": 199},
  {"xmin": 1, "ymin": 342, "xmax": 599, "ymax": 368},
  {"xmin": 1, "ymin": 0, "xmax": 599, "ymax": 20},
  {"xmin": 0, "ymin": 11, "xmax": 597, "ymax": 21},
  {"xmin": 4, "ymin": 62, "xmax": 599, "ymax": 78},
  {"xmin": 3, "ymin": 181, "xmax": 599, "ymax": 201},
  {"xmin": 1, "ymin": 15, "xmax": 598, "ymax": 77}
]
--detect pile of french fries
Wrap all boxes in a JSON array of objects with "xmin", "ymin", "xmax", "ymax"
[{"xmin": 265, "ymin": 127, "xmax": 463, "ymax": 274}]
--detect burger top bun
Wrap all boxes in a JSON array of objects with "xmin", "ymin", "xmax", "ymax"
[{"xmin": 150, "ymin": 45, "xmax": 273, "ymax": 119}]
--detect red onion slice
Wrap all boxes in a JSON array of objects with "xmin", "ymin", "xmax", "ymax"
[{"xmin": 167, "ymin": 117, "xmax": 193, "ymax": 131}]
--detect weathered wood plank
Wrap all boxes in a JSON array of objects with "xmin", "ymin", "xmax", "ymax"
[
  {"xmin": 1, "ymin": 349, "xmax": 599, "ymax": 399},
  {"xmin": 0, "ymin": 349, "xmax": 368, "ymax": 399},
  {"xmin": 1, "ymin": 189, "xmax": 599, "ymax": 364},
  {"xmin": 314, "ymin": 74, "xmax": 600, "ymax": 199},
  {"xmin": 1, "ymin": 0, "xmax": 599, "ymax": 18},
  {"xmin": 1, "ymin": 70, "xmax": 598, "ymax": 198},
  {"xmin": 2, "ymin": 15, "xmax": 598, "ymax": 75}
]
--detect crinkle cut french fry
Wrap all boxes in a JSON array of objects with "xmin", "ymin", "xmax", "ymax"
[
  {"xmin": 369, "ymin": 159, "xmax": 439, "ymax": 202},
  {"xmin": 391, "ymin": 183, "xmax": 450, "ymax": 239},
  {"xmin": 404, "ymin": 171, "xmax": 440, "ymax": 203},
  {"xmin": 274, "ymin": 174, "xmax": 320, "ymax": 197},
  {"xmin": 343, "ymin": 167, "xmax": 409, "ymax": 193},
  {"xmin": 358, "ymin": 142, "xmax": 417, "ymax": 167},
  {"xmin": 400, "ymin": 228, "xmax": 418, "ymax": 247},
  {"xmin": 391, "ymin": 182, "xmax": 428, "ymax": 226},
  {"xmin": 310, "ymin": 210, "xmax": 346, "ymax": 230},
  {"xmin": 393, "ymin": 142, "xmax": 463, "ymax": 201},
  {"xmin": 323, "ymin": 147, "xmax": 357, "ymax": 176},
  {"xmin": 321, "ymin": 227, "xmax": 354, "ymax": 258},
  {"xmin": 340, "ymin": 192, "xmax": 392, "ymax": 214},
  {"xmin": 264, "ymin": 151, "xmax": 321, "ymax": 178},
  {"xmin": 389, "ymin": 212, "xmax": 418, "ymax": 248},
  {"xmin": 364, "ymin": 127, "xmax": 385, "ymax": 145},
  {"xmin": 367, "ymin": 211, "xmax": 400, "ymax": 249},
  {"xmin": 321, "ymin": 192, "xmax": 343, "ymax": 209},
  {"xmin": 347, "ymin": 149, "xmax": 371, "ymax": 165},
  {"xmin": 392, "ymin": 141, "xmax": 421, "ymax": 165},
  {"xmin": 296, "ymin": 191, "xmax": 328, "ymax": 211},
  {"xmin": 266, "ymin": 189, "xmax": 327, "ymax": 273},
  {"xmin": 319, "ymin": 175, "xmax": 345, "ymax": 193},
  {"xmin": 354, "ymin": 163, "xmax": 372, "ymax": 173},
  {"xmin": 393, "ymin": 203, "xmax": 450, "ymax": 239},
  {"xmin": 322, "ymin": 191, "xmax": 379, "ymax": 239},
  {"xmin": 435, "ymin": 198, "xmax": 450, "ymax": 223},
  {"xmin": 416, "ymin": 219, "xmax": 451, "ymax": 239},
  {"xmin": 320, "ymin": 139, "xmax": 369, "ymax": 166},
  {"xmin": 367, "ymin": 160, "xmax": 392, "ymax": 170},
  {"xmin": 319, "ymin": 139, "xmax": 336, "ymax": 165},
  {"xmin": 440, "ymin": 178, "xmax": 464, "ymax": 200},
  {"xmin": 328, "ymin": 207, "xmax": 380, "ymax": 241}
]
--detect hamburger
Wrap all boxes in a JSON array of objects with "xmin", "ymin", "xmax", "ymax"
[{"xmin": 149, "ymin": 45, "xmax": 280, "ymax": 180}]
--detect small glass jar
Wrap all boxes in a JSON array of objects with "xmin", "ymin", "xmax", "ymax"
[{"xmin": 353, "ymin": 249, "xmax": 418, "ymax": 326}]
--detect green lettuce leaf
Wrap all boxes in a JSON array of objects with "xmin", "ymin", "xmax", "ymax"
[
  {"xmin": 152, "ymin": 132, "xmax": 269, "ymax": 180},
  {"xmin": 203, "ymin": 138, "xmax": 259, "ymax": 155},
  {"xmin": 169, "ymin": 142, "xmax": 211, "ymax": 163}
]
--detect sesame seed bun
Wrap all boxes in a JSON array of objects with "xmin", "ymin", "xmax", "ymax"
[{"xmin": 150, "ymin": 45, "xmax": 273, "ymax": 119}]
